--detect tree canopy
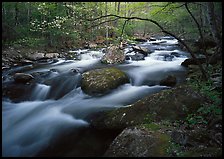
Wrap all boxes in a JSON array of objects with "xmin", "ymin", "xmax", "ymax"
[{"xmin": 2, "ymin": 2, "xmax": 222, "ymax": 50}]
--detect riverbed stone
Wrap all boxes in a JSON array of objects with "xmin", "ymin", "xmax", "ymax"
[
  {"xmin": 26, "ymin": 53, "xmax": 45, "ymax": 61},
  {"xmin": 132, "ymin": 46, "xmax": 149, "ymax": 56},
  {"xmin": 81, "ymin": 67, "xmax": 129, "ymax": 96},
  {"xmin": 2, "ymin": 82, "xmax": 36, "ymax": 102},
  {"xmin": 13, "ymin": 73, "xmax": 34, "ymax": 84},
  {"xmin": 101, "ymin": 45, "xmax": 126, "ymax": 64},
  {"xmin": 159, "ymin": 75, "xmax": 177, "ymax": 87}
]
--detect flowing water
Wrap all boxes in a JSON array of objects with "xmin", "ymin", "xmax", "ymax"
[{"xmin": 2, "ymin": 36, "xmax": 190, "ymax": 157}]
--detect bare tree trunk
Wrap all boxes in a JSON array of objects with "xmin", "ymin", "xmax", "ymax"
[
  {"xmin": 113, "ymin": 2, "xmax": 120, "ymax": 38},
  {"xmin": 15, "ymin": 2, "xmax": 19, "ymax": 26},
  {"xmin": 105, "ymin": 2, "xmax": 109, "ymax": 46},
  {"xmin": 206, "ymin": 2, "xmax": 221, "ymax": 46},
  {"xmin": 185, "ymin": 3, "xmax": 208, "ymax": 65}
]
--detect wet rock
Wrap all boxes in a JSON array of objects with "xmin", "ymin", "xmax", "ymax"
[
  {"xmin": 132, "ymin": 46, "xmax": 149, "ymax": 56},
  {"xmin": 45, "ymin": 53, "xmax": 60, "ymax": 59},
  {"xmin": 2, "ymin": 82, "xmax": 36, "ymax": 102},
  {"xmin": 159, "ymin": 75, "xmax": 177, "ymax": 87},
  {"xmin": 125, "ymin": 53, "xmax": 145, "ymax": 61},
  {"xmin": 101, "ymin": 45, "xmax": 126, "ymax": 64},
  {"xmin": 19, "ymin": 59, "xmax": 35, "ymax": 65},
  {"xmin": 149, "ymin": 37, "xmax": 157, "ymax": 41},
  {"xmin": 13, "ymin": 73, "xmax": 34, "ymax": 84},
  {"xmin": 134, "ymin": 38, "xmax": 147, "ymax": 42},
  {"xmin": 69, "ymin": 68, "xmax": 80, "ymax": 74},
  {"xmin": 181, "ymin": 58, "xmax": 206, "ymax": 67},
  {"xmin": 170, "ymin": 52, "xmax": 181, "ymax": 57},
  {"xmin": 26, "ymin": 53, "xmax": 45, "ymax": 61},
  {"xmin": 104, "ymin": 127, "xmax": 170, "ymax": 157},
  {"xmin": 90, "ymin": 85, "xmax": 208, "ymax": 129},
  {"xmin": 81, "ymin": 67, "xmax": 129, "ymax": 96}
]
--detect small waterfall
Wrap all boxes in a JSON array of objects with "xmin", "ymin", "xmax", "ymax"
[{"xmin": 30, "ymin": 84, "xmax": 50, "ymax": 101}]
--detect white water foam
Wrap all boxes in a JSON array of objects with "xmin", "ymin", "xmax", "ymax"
[{"xmin": 30, "ymin": 84, "xmax": 51, "ymax": 101}]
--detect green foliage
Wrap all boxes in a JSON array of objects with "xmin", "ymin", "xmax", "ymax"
[
  {"xmin": 2, "ymin": 2, "xmax": 222, "ymax": 49},
  {"xmin": 166, "ymin": 142, "xmax": 183, "ymax": 157},
  {"xmin": 185, "ymin": 76, "xmax": 222, "ymax": 127},
  {"xmin": 11, "ymin": 37, "xmax": 46, "ymax": 48},
  {"xmin": 142, "ymin": 122, "xmax": 160, "ymax": 131}
]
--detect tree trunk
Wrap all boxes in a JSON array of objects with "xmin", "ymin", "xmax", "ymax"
[
  {"xmin": 15, "ymin": 2, "xmax": 19, "ymax": 26},
  {"xmin": 206, "ymin": 2, "xmax": 221, "ymax": 46},
  {"xmin": 105, "ymin": 2, "xmax": 109, "ymax": 46},
  {"xmin": 113, "ymin": 2, "xmax": 120, "ymax": 38}
]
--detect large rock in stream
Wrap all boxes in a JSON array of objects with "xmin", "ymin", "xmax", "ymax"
[
  {"xmin": 88, "ymin": 84, "xmax": 210, "ymax": 129},
  {"xmin": 13, "ymin": 73, "xmax": 34, "ymax": 84},
  {"xmin": 101, "ymin": 45, "xmax": 126, "ymax": 64},
  {"xmin": 81, "ymin": 67, "xmax": 129, "ymax": 96}
]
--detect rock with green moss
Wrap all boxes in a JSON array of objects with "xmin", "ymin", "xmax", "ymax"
[
  {"xmin": 103, "ymin": 126, "xmax": 171, "ymax": 157},
  {"xmin": 81, "ymin": 67, "xmax": 129, "ymax": 96},
  {"xmin": 89, "ymin": 84, "xmax": 209, "ymax": 129}
]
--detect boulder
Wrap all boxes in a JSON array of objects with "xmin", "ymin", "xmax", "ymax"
[
  {"xmin": 103, "ymin": 124, "xmax": 222, "ymax": 157},
  {"xmin": 2, "ymin": 82, "xmax": 35, "ymax": 102},
  {"xmin": 125, "ymin": 53, "xmax": 145, "ymax": 61},
  {"xmin": 89, "ymin": 85, "xmax": 209, "ymax": 129},
  {"xmin": 159, "ymin": 75, "xmax": 177, "ymax": 87},
  {"xmin": 104, "ymin": 127, "xmax": 170, "ymax": 157},
  {"xmin": 132, "ymin": 46, "xmax": 149, "ymax": 56},
  {"xmin": 44, "ymin": 53, "xmax": 60, "ymax": 59},
  {"xmin": 181, "ymin": 58, "xmax": 206, "ymax": 67},
  {"xmin": 26, "ymin": 53, "xmax": 45, "ymax": 61},
  {"xmin": 101, "ymin": 45, "xmax": 126, "ymax": 64},
  {"xmin": 81, "ymin": 67, "xmax": 129, "ymax": 96},
  {"xmin": 13, "ymin": 73, "xmax": 34, "ymax": 84},
  {"xmin": 170, "ymin": 52, "xmax": 181, "ymax": 57}
]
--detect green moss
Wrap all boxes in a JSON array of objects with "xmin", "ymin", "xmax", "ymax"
[
  {"xmin": 166, "ymin": 141, "xmax": 183, "ymax": 157},
  {"xmin": 153, "ymin": 132, "xmax": 171, "ymax": 156},
  {"xmin": 141, "ymin": 122, "xmax": 160, "ymax": 131},
  {"xmin": 81, "ymin": 67, "xmax": 129, "ymax": 95},
  {"xmin": 143, "ymin": 114, "xmax": 154, "ymax": 123}
]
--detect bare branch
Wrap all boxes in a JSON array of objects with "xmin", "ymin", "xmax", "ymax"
[{"xmin": 87, "ymin": 18, "xmax": 120, "ymax": 29}]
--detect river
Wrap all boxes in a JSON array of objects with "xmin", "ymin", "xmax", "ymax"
[{"xmin": 2, "ymin": 36, "xmax": 190, "ymax": 157}]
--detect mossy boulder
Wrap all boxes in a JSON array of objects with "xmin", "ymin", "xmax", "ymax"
[
  {"xmin": 81, "ymin": 67, "xmax": 129, "ymax": 96},
  {"xmin": 101, "ymin": 45, "xmax": 125, "ymax": 64},
  {"xmin": 89, "ymin": 84, "xmax": 209, "ymax": 129},
  {"xmin": 103, "ymin": 126, "xmax": 171, "ymax": 157},
  {"xmin": 103, "ymin": 123, "xmax": 222, "ymax": 157}
]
